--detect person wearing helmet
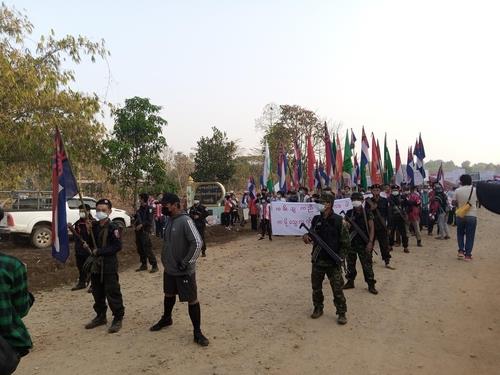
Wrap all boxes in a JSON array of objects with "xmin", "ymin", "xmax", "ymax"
[
  {"xmin": 343, "ymin": 192, "xmax": 378, "ymax": 294},
  {"xmin": 303, "ymin": 191, "xmax": 349, "ymax": 324}
]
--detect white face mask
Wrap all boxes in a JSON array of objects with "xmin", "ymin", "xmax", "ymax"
[
  {"xmin": 392, "ymin": 191, "xmax": 399, "ymax": 196},
  {"xmin": 352, "ymin": 200, "xmax": 363, "ymax": 208},
  {"xmin": 316, "ymin": 203, "xmax": 325, "ymax": 212},
  {"xmin": 95, "ymin": 211, "xmax": 108, "ymax": 221},
  {"xmin": 79, "ymin": 212, "xmax": 87, "ymax": 219}
]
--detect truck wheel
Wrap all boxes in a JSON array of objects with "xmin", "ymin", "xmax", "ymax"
[{"xmin": 31, "ymin": 225, "xmax": 52, "ymax": 248}]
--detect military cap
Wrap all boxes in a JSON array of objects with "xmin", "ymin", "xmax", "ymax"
[
  {"xmin": 350, "ymin": 192, "xmax": 364, "ymax": 201},
  {"xmin": 96, "ymin": 198, "xmax": 112, "ymax": 209}
]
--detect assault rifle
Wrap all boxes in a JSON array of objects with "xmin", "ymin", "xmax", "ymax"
[
  {"xmin": 300, "ymin": 223, "xmax": 344, "ymax": 269},
  {"xmin": 344, "ymin": 214, "xmax": 378, "ymax": 255}
]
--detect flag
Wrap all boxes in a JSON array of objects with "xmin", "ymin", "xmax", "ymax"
[
  {"xmin": 350, "ymin": 129, "xmax": 357, "ymax": 150},
  {"xmin": 406, "ymin": 146, "xmax": 415, "ymax": 187},
  {"xmin": 247, "ymin": 177, "xmax": 256, "ymax": 199},
  {"xmin": 277, "ymin": 144, "xmax": 287, "ymax": 192},
  {"xmin": 415, "ymin": 133, "xmax": 426, "ymax": 178},
  {"xmin": 343, "ymin": 129, "xmax": 353, "ymax": 185},
  {"xmin": 353, "ymin": 153, "xmax": 360, "ymax": 187},
  {"xmin": 370, "ymin": 133, "xmax": 382, "ymax": 184},
  {"xmin": 324, "ymin": 123, "xmax": 334, "ymax": 184},
  {"xmin": 376, "ymin": 138, "xmax": 383, "ymax": 177},
  {"xmin": 314, "ymin": 162, "xmax": 322, "ymax": 190},
  {"xmin": 307, "ymin": 135, "xmax": 316, "ymax": 191},
  {"xmin": 335, "ymin": 133, "xmax": 343, "ymax": 183},
  {"xmin": 395, "ymin": 140, "xmax": 404, "ymax": 186},
  {"xmin": 293, "ymin": 141, "xmax": 302, "ymax": 188},
  {"xmin": 263, "ymin": 141, "xmax": 273, "ymax": 191},
  {"xmin": 436, "ymin": 162, "xmax": 445, "ymax": 188},
  {"xmin": 383, "ymin": 133, "xmax": 394, "ymax": 184},
  {"xmin": 319, "ymin": 160, "xmax": 329, "ymax": 187},
  {"xmin": 52, "ymin": 127, "xmax": 78, "ymax": 263},
  {"xmin": 360, "ymin": 126, "xmax": 370, "ymax": 190}
]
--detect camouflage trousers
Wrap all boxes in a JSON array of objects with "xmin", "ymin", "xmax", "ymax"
[
  {"xmin": 346, "ymin": 243, "xmax": 376, "ymax": 285},
  {"xmin": 311, "ymin": 259, "xmax": 347, "ymax": 314}
]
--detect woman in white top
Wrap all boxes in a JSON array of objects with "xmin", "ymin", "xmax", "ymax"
[{"xmin": 453, "ymin": 174, "xmax": 478, "ymax": 261}]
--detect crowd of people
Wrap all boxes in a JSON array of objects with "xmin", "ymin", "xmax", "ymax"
[{"xmin": 0, "ymin": 174, "xmax": 480, "ymax": 373}]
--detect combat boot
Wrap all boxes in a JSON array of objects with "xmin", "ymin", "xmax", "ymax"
[
  {"xmin": 194, "ymin": 331, "xmax": 210, "ymax": 347},
  {"xmin": 150, "ymin": 316, "xmax": 173, "ymax": 332},
  {"xmin": 337, "ymin": 313, "xmax": 347, "ymax": 325},
  {"xmin": 343, "ymin": 280, "xmax": 355, "ymax": 289},
  {"xmin": 71, "ymin": 282, "xmax": 86, "ymax": 291},
  {"xmin": 310, "ymin": 306, "xmax": 323, "ymax": 319},
  {"xmin": 108, "ymin": 319, "xmax": 122, "ymax": 334},
  {"xmin": 368, "ymin": 284, "xmax": 379, "ymax": 295},
  {"xmin": 150, "ymin": 265, "xmax": 159, "ymax": 273},
  {"xmin": 135, "ymin": 264, "xmax": 147, "ymax": 272},
  {"xmin": 85, "ymin": 314, "xmax": 107, "ymax": 329},
  {"xmin": 417, "ymin": 240, "xmax": 422, "ymax": 247}
]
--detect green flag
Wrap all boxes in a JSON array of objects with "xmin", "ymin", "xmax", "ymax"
[
  {"xmin": 383, "ymin": 134, "xmax": 394, "ymax": 184},
  {"xmin": 342, "ymin": 129, "xmax": 353, "ymax": 175}
]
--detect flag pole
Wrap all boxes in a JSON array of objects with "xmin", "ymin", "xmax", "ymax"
[{"xmin": 57, "ymin": 127, "xmax": 97, "ymax": 250}]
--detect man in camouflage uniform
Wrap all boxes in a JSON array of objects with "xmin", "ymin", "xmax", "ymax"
[
  {"xmin": 303, "ymin": 191, "xmax": 349, "ymax": 325},
  {"xmin": 343, "ymin": 192, "xmax": 378, "ymax": 294}
]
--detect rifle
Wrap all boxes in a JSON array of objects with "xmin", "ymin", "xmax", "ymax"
[
  {"xmin": 300, "ymin": 223, "xmax": 345, "ymax": 269},
  {"xmin": 344, "ymin": 213, "xmax": 378, "ymax": 255},
  {"xmin": 366, "ymin": 198, "xmax": 388, "ymax": 231}
]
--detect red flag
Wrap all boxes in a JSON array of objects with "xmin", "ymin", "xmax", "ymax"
[
  {"xmin": 307, "ymin": 135, "xmax": 316, "ymax": 191},
  {"xmin": 335, "ymin": 133, "xmax": 343, "ymax": 182},
  {"xmin": 395, "ymin": 140, "xmax": 403, "ymax": 185},
  {"xmin": 371, "ymin": 133, "xmax": 382, "ymax": 184},
  {"xmin": 324, "ymin": 124, "xmax": 334, "ymax": 182},
  {"xmin": 376, "ymin": 138, "xmax": 383, "ymax": 178}
]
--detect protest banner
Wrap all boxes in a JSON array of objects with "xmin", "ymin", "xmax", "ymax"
[{"xmin": 270, "ymin": 199, "xmax": 353, "ymax": 236}]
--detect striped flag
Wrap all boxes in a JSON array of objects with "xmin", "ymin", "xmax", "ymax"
[
  {"xmin": 436, "ymin": 162, "xmax": 445, "ymax": 188},
  {"xmin": 353, "ymin": 153, "xmax": 360, "ymax": 187},
  {"xmin": 370, "ymin": 133, "xmax": 382, "ymax": 184},
  {"xmin": 395, "ymin": 140, "xmax": 404, "ymax": 185},
  {"xmin": 360, "ymin": 126, "xmax": 370, "ymax": 189},
  {"xmin": 335, "ymin": 133, "xmax": 343, "ymax": 183},
  {"xmin": 406, "ymin": 146, "xmax": 415, "ymax": 187},
  {"xmin": 247, "ymin": 177, "xmax": 256, "ymax": 199},
  {"xmin": 263, "ymin": 141, "xmax": 273, "ymax": 191},
  {"xmin": 293, "ymin": 141, "xmax": 302, "ymax": 188},
  {"xmin": 307, "ymin": 135, "xmax": 316, "ymax": 191},
  {"xmin": 350, "ymin": 129, "xmax": 357, "ymax": 150},
  {"xmin": 52, "ymin": 127, "xmax": 78, "ymax": 263}
]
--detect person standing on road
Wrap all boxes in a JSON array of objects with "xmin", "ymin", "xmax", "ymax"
[
  {"xmin": 343, "ymin": 192, "xmax": 378, "ymax": 294},
  {"xmin": 454, "ymin": 174, "xmax": 478, "ymax": 261},
  {"xmin": 84, "ymin": 199, "xmax": 125, "ymax": 334},
  {"xmin": 302, "ymin": 191, "xmax": 349, "ymax": 324},
  {"xmin": 150, "ymin": 193, "xmax": 209, "ymax": 347},
  {"xmin": 388, "ymin": 185, "xmax": 410, "ymax": 253},
  {"xmin": 189, "ymin": 200, "xmax": 209, "ymax": 257},
  {"xmin": 134, "ymin": 193, "xmax": 159, "ymax": 273},
  {"xmin": 249, "ymin": 193, "xmax": 259, "ymax": 231},
  {"xmin": 67, "ymin": 204, "xmax": 94, "ymax": 291},
  {"xmin": 366, "ymin": 184, "xmax": 394, "ymax": 269},
  {"xmin": 0, "ymin": 243, "xmax": 34, "ymax": 374},
  {"xmin": 432, "ymin": 184, "xmax": 450, "ymax": 240},
  {"xmin": 407, "ymin": 186, "xmax": 423, "ymax": 247}
]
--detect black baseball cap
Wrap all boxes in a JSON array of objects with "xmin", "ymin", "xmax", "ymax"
[
  {"xmin": 96, "ymin": 199, "xmax": 112, "ymax": 209},
  {"xmin": 351, "ymin": 192, "xmax": 364, "ymax": 201}
]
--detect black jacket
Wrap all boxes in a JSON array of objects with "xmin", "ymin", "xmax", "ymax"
[
  {"xmin": 311, "ymin": 212, "xmax": 345, "ymax": 261},
  {"xmin": 91, "ymin": 220, "xmax": 122, "ymax": 274},
  {"xmin": 135, "ymin": 205, "xmax": 154, "ymax": 232},
  {"xmin": 72, "ymin": 218, "xmax": 93, "ymax": 256},
  {"xmin": 189, "ymin": 204, "xmax": 209, "ymax": 229}
]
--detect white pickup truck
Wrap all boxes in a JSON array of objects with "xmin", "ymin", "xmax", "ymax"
[{"xmin": 0, "ymin": 192, "xmax": 131, "ymax": 248}]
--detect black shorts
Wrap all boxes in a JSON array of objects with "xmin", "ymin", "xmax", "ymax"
[{"xmin": 163, "ymin": 272, "xmax": 197, "ymax": 302}]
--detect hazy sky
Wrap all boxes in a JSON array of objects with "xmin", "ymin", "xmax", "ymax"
[{"xmin": 9, "ymin": 0, "xmax": 500, "ymax": 164}]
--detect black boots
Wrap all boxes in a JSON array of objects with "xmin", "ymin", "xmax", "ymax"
[
  {"xmin": 194, "ymin": 331, "xmax": 210, "ymax": 347},
  {"xmin": 337, "ymin": 313, "xmax": 347, "ymax": 325},
  {"xmin": 108, "ymin": 319, "xmax": 122, "ymax": 334},
  {"xmin": 149, "ymin": 316, "xmax": 173, "ymax": 332},
  {"xmin": 135, "ymin": 264, "xmax": 147, "ymax": 272},
  {"xmin": 417, "ymin": 240, "xmax": 423, "ymax": 247},
  {"xmin": 150, "ymin": 265, "xmax": 159, "ymax": 273},
  {"xmin": 368, "ymin": 284, "xmax": 379, "ymax": 295},
  {"xmin": 71, "ymin": 282, "xmax": 86, "ymax": 291},
  {"xmin": 343, "ymin": 280, "xmax": 355, "ymax": 289},
  {"xmin": 310, "ymin": 306, "xmax": 324, "ymax": 319},
  {"xmin": 85, "ymin": 315, "xmax": 107, "ymax": 329}
]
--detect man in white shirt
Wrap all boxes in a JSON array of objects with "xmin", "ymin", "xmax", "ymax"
[{"xmin": 453, "ymin": 175, "xmax": 478, "ymax": 261}]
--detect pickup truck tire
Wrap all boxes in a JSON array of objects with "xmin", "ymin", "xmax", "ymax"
[{"xmin": 31, "ymin": 225, "xmax": 52, "ymax": 248}]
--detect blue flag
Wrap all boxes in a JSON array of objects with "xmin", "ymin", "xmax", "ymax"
[{"xmin": 51, "ymin": 128, "xmax": 78, "ymax": 263}]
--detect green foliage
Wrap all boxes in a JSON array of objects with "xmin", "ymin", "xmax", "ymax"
[
  {"xmin": 192, "ymin": 127, "xmax": 237, "ymax": 184},
  {"xmin": 0, "ymin": 4, "xmax": 108, "ymax": 188},
  {"xmin": 101, "ymin": 97, "xmax": 167, "ymax": 208},
  {"xmin": 227, "ymin": 154, "xmax": 264, "ymax": 191}
]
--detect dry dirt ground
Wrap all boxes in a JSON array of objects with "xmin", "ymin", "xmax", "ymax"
[{"xmin": 14, "ymin": 210, "xmax": 500, "ymax": 375}]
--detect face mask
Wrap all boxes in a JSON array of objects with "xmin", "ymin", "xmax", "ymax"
[
  {"xmin": 79, "ymin": 212, "xmax": 87, "ymax": 219},
  {"xmin": 95, "ymin": 211, "xmax": 108, "ymax": 221},
  {"xmin": 352, "ymin": 200, "xmax": 363, "ymax": 208},
  {"xmin": 316, "ymin": 203, "xmax": 325, "ymax": 213},
  {"xmin": 299, "ymin": 190, "xmax": 304, "ymax": 194},
  {"xmin": 392, "ymin": 191, "xmax": 399, "ymax": 196}
]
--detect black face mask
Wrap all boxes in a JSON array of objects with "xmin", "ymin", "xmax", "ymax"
[{"xmin": 162, "ymin": 206, "xmax": 171, "ymax": 216}]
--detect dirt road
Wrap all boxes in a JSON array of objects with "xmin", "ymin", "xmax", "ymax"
[{"xmin": 16, "ymin": 209, "xmax": 500, "ymax": 374}]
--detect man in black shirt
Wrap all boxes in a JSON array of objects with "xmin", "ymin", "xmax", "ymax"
[
  {"xmin": 189, "ymin": 200, "xmax": 209, "ymax": 257},
  {"xmin": 135, "ymin": 193, "xmax": 159, "ymax": 273}
]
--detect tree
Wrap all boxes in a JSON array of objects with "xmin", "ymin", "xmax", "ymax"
[
  {"xmin": 461, "ymin": 160, "xmax": 472, "ymax": 173},
  {"xmin": 162, "ymin": 147, "xmax": 195, "ymax": 193},
  {"xmin": 0, "ymin": 4, "xmax": 108, "ymax": 189},
  {"xmin": 101, "ymin": 97, "xmax": 167, "ymax": 208},
  {"xmin": 192, "ymin": 127, "xmax": 237, "ymax": 184}
]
